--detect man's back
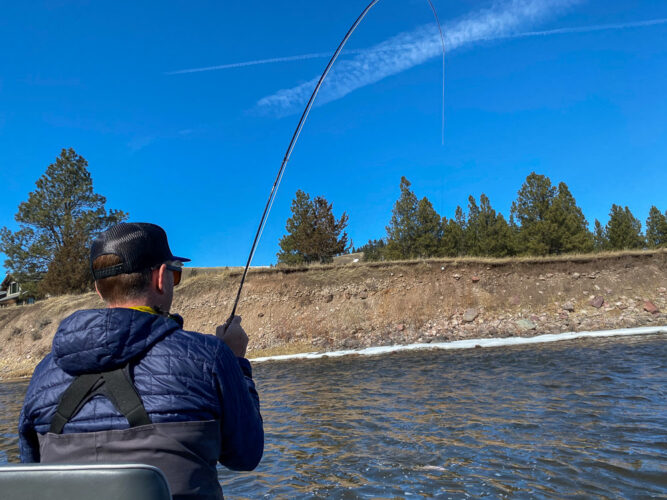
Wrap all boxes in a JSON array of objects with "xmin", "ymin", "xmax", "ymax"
[{"xmin": 19, "ymin": 307, "xmax": 263, "ymax": 499}]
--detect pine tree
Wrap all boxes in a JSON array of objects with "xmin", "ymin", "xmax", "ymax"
[
  {"xmin": 385, "ymin": 177, "xmax": 442, "ymax": 259},
  {"xmin": 544, "ymin": 182, "xmax": 593, "ymax": 254},
  {"xmin": 464, "ymin": 196, "xmax": 481, "ymax": 255},
  {"xmin": 0, "ymin": 148, "xmax": 128, "ymax": 296},
  {"xmin": 359, "ymin": 239, "xmax": 387, "ymax": 261},
  {"xmin": 491, "ymin": 214, "xmax": 516, "ymax": 257},
  {"xmin": 645, "ymin": 206, "xmax": 667, "ymax": 248},
  {"xmin": 415, "ymin": 197, "xmax": 443, "ymax": 257},
  {"xmin": 277, "ymin": 190, "xmax": 349, "ymax": 265},
  {"xmin": 385, "ymin": 177, "xmax": 419, "ymax": 259},
  {"xmin": 441, "ymin": 213, "xmax": 464, "ymax": 257},
  {"xmin": 605, "ymin": 204, "xmax": 644, "ymax": 250},
  {"xmin": 39, "ymin": 225, "xmax": 92, "ymax": 294},
  {"xmin": 593, "ymin": 219, "xmax": 608, "ymax": 251},
  {"xmin": 511, "ymin": 172, "xmax": 556, "ymax": 226},
  {"xmin": 464, "ymin": 194, "xmax": 515, "ymax": 257},
  {"xmin": 510, "ymin": 174, "xmax": 592, "ymax": 255},
  {"xmin": 510, "ymin": 172, "xmax": 556, "ymax": 255},
  {"xmin": 454, "ymin": 206, "xmax": 467, "ymax": 255},
  {"xmin": 277, "ymin": 191, "xmax": 314, "ymax": 265}
]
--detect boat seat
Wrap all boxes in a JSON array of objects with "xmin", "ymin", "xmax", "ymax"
[{"xmin": 0, "ymin": 463, "xmax": 171, "ymax": 500}]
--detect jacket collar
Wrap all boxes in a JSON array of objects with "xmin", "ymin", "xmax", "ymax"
[{"xmin": 53, "ymin": 308, "xmax": 181, "ymax": 375}]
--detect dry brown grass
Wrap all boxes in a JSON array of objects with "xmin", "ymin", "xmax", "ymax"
[
  {"xmin": 179, "ymin": 248, "xmax": 667, "ymax": 284},
  {"xmin": 248, "ymin": 342, "xmax": 316, "ymax": 359},
  {"xmin": 371, "ymin": 248, "xmax": 666, "ymax": 266}
]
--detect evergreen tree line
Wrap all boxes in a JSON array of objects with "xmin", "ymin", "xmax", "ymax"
[
  {"xmin": 356, "ymin": 173, "xmax": 667, "ymax": 261},
  {"xmin": 10, "ymin": 150, "xmax": 663, "ymax": 295},
  {"xmin": 275, "ymin": 172, "xmax": 666, "ymax": 266}
]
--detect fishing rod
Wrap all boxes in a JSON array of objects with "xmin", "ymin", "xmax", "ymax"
[{"xmin": 228, "ymin": 0, "xmax": 446, "ymax": 322}]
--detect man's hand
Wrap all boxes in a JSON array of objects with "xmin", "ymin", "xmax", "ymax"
[{"xmin": 216, "ymin": 315, "xmax": 248, "ymax": 358}]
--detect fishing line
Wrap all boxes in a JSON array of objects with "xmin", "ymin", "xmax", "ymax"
[
  {"xmin": 428, "ymin": 0, "xmax": 446, "ymax": 145},
  {"xmin": 229, "ymin": 0, "xmax": 446, "ymax": 320}
]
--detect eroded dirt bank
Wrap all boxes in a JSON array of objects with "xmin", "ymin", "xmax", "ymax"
[{"xmin": 1, "ymin": 250, "xmax": 665, "ymax": 379}]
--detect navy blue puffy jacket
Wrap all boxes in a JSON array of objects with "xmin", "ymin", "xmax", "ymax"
[{"xmin": 19, "ymin": 308, "xmax": 263, "ymax": 472}]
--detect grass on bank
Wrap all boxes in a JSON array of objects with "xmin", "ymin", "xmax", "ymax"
[
  {"xmin": 183, "ymin": 248, "xmax": 666, "ymax": 279},
  {"xmin": 248, "ymin": 342, "xmax": 316, "ymax": 359}
]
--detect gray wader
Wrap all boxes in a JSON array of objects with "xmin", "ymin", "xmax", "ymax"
[{"xmin": 39, "ymin": 366, "xmax": 224, "ymax": 500}]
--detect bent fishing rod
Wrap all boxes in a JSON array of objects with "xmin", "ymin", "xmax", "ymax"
[{"xmin": 228, "ymin": 0, "xmax": 446, "ymax": 322}]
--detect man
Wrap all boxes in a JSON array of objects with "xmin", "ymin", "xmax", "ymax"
[{"xmin": 19, "ymin": 222, "xmax": 263, "ymax": 500}]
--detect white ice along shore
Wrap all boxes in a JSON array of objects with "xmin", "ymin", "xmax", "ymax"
[{"xmin": 250, "ymin": 325, "xmax": 667, "ymax": 363}]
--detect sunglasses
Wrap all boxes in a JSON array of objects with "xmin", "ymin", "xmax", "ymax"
[{"xmin": 164, "ymin": 262, "xmax": 183, "ymax": 286}]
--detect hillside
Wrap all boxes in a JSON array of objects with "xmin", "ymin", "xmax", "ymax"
[{"xmin": 1, "ymin": 250, "xmax": 665, "ymax": 379}]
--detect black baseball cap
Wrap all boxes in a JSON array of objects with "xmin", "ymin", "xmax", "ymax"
[{"xmin": 90, "ymin": 222, "xmax": 190, "ymax": 280}]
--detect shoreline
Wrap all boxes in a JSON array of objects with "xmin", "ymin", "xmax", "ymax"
[
  {"xmin": 1, "ymin": 250, "xmax": 665, "ymax": 379},
  {"xmin": 2, "ymin": 326, "xmax": 665, "ymax": 381},
  {"xmin": 249, "ymin": 325, "xmax": 667, "ymax": 363}
]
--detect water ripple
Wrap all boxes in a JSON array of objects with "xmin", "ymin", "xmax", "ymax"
[{"xmin": 1, "ymin": 333, "xmax": 666, "ymax": 498}]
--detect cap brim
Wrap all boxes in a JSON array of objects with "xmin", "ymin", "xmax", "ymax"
[{"xmin": 172, "ymin": 256, "xmax": 191, "ymax": 263}]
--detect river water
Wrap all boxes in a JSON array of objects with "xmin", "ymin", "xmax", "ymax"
[{"xmin": 1, "ymin": 333, "xmax": 666, "ymax": 498}]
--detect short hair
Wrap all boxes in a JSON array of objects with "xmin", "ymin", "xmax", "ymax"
[{"xmin": 93, "ymin": 254, "xmax": 153, "ymax": 304}]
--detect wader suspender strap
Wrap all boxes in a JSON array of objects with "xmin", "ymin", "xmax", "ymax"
[
  {"xmin": 49, "ymin": 367, "xmax": 151, "ymax": 434},
  {"xmin": 102, "ymin": 368, "xmax": 152, "ymax": 429},
  {"xmin": 49, "ymin": 373, "xmax": 103, "ymax": 434}
]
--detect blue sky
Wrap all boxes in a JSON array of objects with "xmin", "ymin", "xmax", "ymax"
[{"xmin": 1, "ymin": 0, "xmax": 666, "ymax": 276}]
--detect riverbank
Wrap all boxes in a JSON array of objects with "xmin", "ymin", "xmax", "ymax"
[{"xmin": 0, "ymin": 250, "xmax": 665, "ymax": 379}]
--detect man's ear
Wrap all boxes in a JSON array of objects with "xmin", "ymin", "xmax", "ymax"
[
  {"xmin": 94, "ymin": 282, "xmax": 103, "ymax": 301},
  {"xmin": 155, "ymin": 264, "xmax": 167, "ymax": 295}
]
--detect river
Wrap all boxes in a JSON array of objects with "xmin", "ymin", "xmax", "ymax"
[{"xmin": 1, "ymin": 333, "xmax": 666, "ymax": 498}]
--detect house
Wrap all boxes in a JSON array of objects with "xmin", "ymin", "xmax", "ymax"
[{"xmin": 0, "ymin": 274, "xmax": 35, "ymax": 306}]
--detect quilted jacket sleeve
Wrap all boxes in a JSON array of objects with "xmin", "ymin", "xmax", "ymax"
[
  {"xmin": 214, "ymin": 342, "xmax": 264, "ymax": 471},
  {"xmin": 18, "ymin": 406, "xmax": 40, "ymax": 462},
  {"xmin": 18, "ymin": 360, "xmax": 46, "ymax": 463}
]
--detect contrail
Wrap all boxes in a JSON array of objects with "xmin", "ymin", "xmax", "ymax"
[
  {"xmin": 164, "ymin": 0, "xmax": 568, "ymax": 77},
  {"xmin": 167, "ymin": 52, "xmax": 333, "ymax": 75},
  {"xmin": 166, "ymin": 17, "xmax": 667, "ymax": 76},
  {"xmin": 166, "ymin": 53, "xmax": 331, "ymax": 75},
  {"xmin": 256, "ymin": 0, "xmax": 584, "ymax": 115},
  {"xmin": 166, "ymin": 49, "xmax": 366, "ymax": 75},
  {"xmin": 165, "ymin": 3, "xmax": 666, "ymax": 117},
  {"xmin": 488, "ymin": 16, "xmax": 667, "ymax": 41}
]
